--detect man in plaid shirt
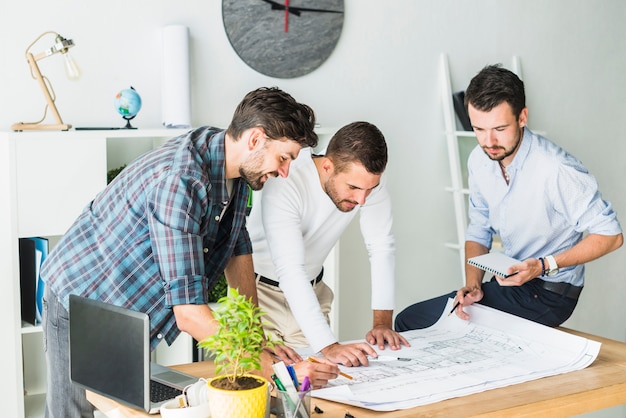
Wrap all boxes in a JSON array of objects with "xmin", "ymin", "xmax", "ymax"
[{"xmin": 41, "ymin": 87, "xmax": 339, "ymax": 418}]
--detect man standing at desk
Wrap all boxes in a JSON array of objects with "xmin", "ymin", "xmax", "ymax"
[
  {"xmin": 248, "ymin": 121, "xmax": 409, "ymax": 367},
  {"xmin": 395, "ymin": 64, "xmax": 623, "ymax": 331},
  {"xmin": 40, "ymin": 87, "xmax": 340, "ymax": 418}
]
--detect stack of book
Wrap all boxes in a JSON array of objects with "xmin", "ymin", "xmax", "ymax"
[{"xmin": 19, "ymin": 237, "xmax": 48, "ymax": 325}]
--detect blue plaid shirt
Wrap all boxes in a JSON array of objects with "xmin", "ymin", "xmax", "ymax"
[{"xmin": 42, "ymin": 127, "xmax": 252, "ymax": 349}]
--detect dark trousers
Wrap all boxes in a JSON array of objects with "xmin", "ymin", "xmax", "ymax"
[{"xmin": 394, "ymin": 277, "xmax": 579, "ymax": 331}]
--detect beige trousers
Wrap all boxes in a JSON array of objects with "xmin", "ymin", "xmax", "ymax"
[{"xmin": 256, "ymin": 277, "xmax": 334, "ymax": 348}]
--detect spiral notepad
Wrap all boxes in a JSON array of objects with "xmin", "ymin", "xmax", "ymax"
[{"xmin": 468, "ymin": 252, "xmax": 520, "ymax": 278}]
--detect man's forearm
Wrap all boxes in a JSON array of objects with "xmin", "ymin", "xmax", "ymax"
[
  {"xmin": 464, "ymin": 241, "xmax": 489, "ymax": 288},
  {"xmin": 555, "ymin": 233, "xmax": 623, "ymax": 269},
  {"xmin": 224, "ymin": 254, "xmax": 258, "ymax": 305},
  {"xmin": 373, "ymin": 309, "xmax": 393, "ymax": 329}
]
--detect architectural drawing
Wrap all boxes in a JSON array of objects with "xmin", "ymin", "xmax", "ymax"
[{"xmin": 313, "ymin": 300, "xmax": 600, "ymax": 411}]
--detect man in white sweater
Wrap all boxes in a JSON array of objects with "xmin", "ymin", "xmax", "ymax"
[{"xmin": 248, "ymin": 121, "xmax": 409, "ymax": 367}]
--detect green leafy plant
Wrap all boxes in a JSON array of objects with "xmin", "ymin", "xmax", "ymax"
[
  {"xmin": 198, "ymin": 287, "xmax": 279, "ymax": 390},
  {"xmin": 208, "ymin": 274, "xmax": 228, "ymax": 303},
  {"xmin": 107, "ymin": 164, "xmax": 127, "ymax": 184}
]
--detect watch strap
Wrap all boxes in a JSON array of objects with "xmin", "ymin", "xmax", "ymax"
[{"xmin": 545, "ymin": 255, "xmax": 559, "ymax": 276}]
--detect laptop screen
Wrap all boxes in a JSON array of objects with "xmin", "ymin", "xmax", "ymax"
[{"xmin": 69, "ymin": 295, "xmax": 151, "ymax": 411}]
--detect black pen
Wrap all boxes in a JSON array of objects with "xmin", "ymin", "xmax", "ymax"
[
  {"xmin": 448, "ymin": 291, "xmax": 470, "ymax": 316},
  {"xmin": 449, "ymin": 270, "xmax": 519, "ymax": 316}
]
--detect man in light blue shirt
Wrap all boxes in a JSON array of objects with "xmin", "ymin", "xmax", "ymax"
[{"xmin": 396, "ymin": 64, "xmax": 623, "ymax": 330}]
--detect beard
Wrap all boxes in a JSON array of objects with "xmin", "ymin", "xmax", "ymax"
[
  {"xmin": 482, "ymin": 128, "xmax": 523, "ymax": 162},
  {"xmin": 324, "ymin": 175, "xmax": 359, "ymax": 213},
  {"xmin": 239, "ymin": 147, "xmax": 276, "ymax": 191}
]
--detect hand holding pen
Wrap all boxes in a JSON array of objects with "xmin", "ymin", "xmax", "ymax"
[
  {"xmin": 448, "ymin": 291, "xmax": 469, "ymax": 317},
  {"xmin": 448, "ymin": 286, "xmax": 482, "ymax": 319},
  {"xmin": 292, "ymin": 357, "xmax": 340, "ymax": 389},
  {"xmin": 308, "ymin": 357, "xmax": 353, "ymax": 380}
]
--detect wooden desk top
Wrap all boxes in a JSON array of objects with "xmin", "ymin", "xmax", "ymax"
[{"xmin": 87, "ymin": 328, "xmax": 626, "ymax": 418}]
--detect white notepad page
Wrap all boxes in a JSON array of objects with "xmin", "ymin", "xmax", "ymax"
[{"xmin": 467, "ymin": 252, "xmax": 520, "ymax": 277}]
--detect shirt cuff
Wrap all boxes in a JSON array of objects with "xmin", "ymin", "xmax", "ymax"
[{"xmin": 164, "ymin": 275, "xmax": 207, "ymax": 306}]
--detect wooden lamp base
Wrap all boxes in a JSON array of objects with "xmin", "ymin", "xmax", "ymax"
[{"xmin": 11, "ymin": 122, "xmax": 72, "ymax": 131}]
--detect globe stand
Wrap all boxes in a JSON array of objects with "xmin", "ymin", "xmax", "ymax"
[{"xmin": 122, "ymin": 115, "xmax": 138, "ymax": 129}]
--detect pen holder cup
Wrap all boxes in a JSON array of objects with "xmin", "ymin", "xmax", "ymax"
[{"xmin": 275, "ymin": 388, "xmax": 311, "ymax": 418}]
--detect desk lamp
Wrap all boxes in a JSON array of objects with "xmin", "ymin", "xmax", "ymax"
[{"xmin": 12, "ymin": 31, "xmax": 81, "ymax": 131}]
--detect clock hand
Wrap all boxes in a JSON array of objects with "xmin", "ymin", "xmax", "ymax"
[
  {"xmin": 282, "ymin": 6, "xmax": 343, "ymax": 14},
  {"xmin": 262, "ymin": 0, "xmax": 300, "ymax": 16},
  {"xmin": 272, "ymin": 3, "xmax": 300, "ymax": 16},
  {"xmin": 261, "ymin": 0, "xmax": 343, "ymax": 16},
  {"xmin": 284, "ymin": 0, "xmax": 289, "ymax": 32}
]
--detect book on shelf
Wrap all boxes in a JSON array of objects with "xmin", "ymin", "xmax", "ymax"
[{"xmin": 19, "ymin": 237, "xmax": 48, "ymax": 326}]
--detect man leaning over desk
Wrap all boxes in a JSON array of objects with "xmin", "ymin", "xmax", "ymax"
[
  {"xmin": 248, "ymin": 121, "xmax": 409, "ymax": 367},
  {"xmin": 40, "ymin": 87, "xmax": 341, "ymax": 418}
]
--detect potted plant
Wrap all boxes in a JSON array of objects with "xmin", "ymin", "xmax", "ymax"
[{"xmin": 198, "ymin": 287, "xmax": 279, "ymax": 418}]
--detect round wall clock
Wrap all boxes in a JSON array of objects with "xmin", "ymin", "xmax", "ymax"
[{"xmin": 222, "ymin": 0, "xmax": 344, "ymax": 79}]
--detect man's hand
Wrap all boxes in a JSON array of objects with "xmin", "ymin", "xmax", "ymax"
[
  {"xmin": 494, "ymin": 258, "xmax": 543, "ymax": 287},
  {"xmin": 366, "ymin": 325, "xmax": 410, "ymax": 350},
  {"xmin": 260, "ymin": 351, "xmax": 339, "ymax": 389},
  {"xmin": 268, "ymin": 344, "xmax": 302, "ymax": 365},
  {"xmin": 320, "ymin": 342, "xmax": 377, "ymax": 367},
  {"xmin": 453, "ymin": 285, "xmax": 483, "ymax": 320},
  {"xmin": 292, "ymin": 357, "xmax": 339, "ymax": 389}
]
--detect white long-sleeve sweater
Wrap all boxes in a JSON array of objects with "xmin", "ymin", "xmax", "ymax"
[{"xmin": 247, "ymin": 147, "xmax": 396, "ymax": 353}]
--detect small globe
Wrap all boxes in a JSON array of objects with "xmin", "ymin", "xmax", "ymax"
[{"xmin": 114, "ymin": 87, "xmax": 142, "ymax": 128}]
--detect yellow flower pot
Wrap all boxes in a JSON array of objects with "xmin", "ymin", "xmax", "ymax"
[{"xmin": 206, "ymin": 375, "xmax": 268, "ymax": 418}]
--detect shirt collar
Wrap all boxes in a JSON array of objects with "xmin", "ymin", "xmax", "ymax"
[
  {"xmin": 204, "ymin": 129, "xmax": 230, "ymax": 206},
  {"xmin": 503, "ymin": 127, "xmax": 534, "ymax": 176}
]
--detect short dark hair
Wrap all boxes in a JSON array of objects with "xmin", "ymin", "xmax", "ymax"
[
  {"xmin": 226, "ymin": 87, "xmax": 318, "ymax": 148},
  {"xmin": 464, "ymin": 64, "xmax": 526, "ymax": 119},
  {"xmin": 326, "ymin": 121, "xmax": 388, "ymax": 174}
]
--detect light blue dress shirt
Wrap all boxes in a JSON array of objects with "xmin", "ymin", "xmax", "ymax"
[{"xmin": 465, "ymin": 128, "xmax": 621, "ymax": 287}]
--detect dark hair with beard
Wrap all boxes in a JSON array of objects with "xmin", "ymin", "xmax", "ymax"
[
  {"xmin": 325, "ymin": 121, "xmax": 387, "ymax": 174},
  {"xmin": 225, "ymin": 87, "xmax": 318, "ymax": 148},
  {"xmin": 464, "ymin": 64, "xmax": 526, "ymax": 120}
]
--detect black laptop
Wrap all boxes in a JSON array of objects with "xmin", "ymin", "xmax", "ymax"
[{"xmin": 69, "ymin": 295, "xmax": 199, "ymax": 414}]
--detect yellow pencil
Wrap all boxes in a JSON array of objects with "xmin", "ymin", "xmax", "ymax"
[{"xmin": 307, "ymin": 356, "xmax": 353, "ymax": 380}]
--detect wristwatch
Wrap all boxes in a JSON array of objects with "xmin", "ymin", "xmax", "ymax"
[{"xmin": 545, "ymin": 255, "xmax": 559, "ymax": 276}]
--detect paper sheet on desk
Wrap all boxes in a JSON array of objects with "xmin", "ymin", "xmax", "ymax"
[{"xmin": 312, "ymin": 299, "xmax": 601, "ymax": 411}]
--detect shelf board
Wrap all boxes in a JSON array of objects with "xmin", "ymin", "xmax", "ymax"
[
  {"xmin": 445, "ymin": 186, "xmax": 470, "ymax": 195},
  {"xmin": 21, "ymin": 323, "xmax": 43, "ymax": 335},
  {"xmin": 445, "ymin": 242, "xmax": 461, "ymax": 250},
  {"xmin": 24, "ymin": 392, "xmax": 45, "ymax": 418}
]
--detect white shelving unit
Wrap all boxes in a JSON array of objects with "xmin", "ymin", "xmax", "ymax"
[
  {"xmin": 440, "ymin": 54, "xmax": 522, "ymax": 282},
  {"xmin": 1, "ymin": 128, "xmax": 189, "ymax": 418},
  {"xmin": 440, "ymin": 53, "xmax": 471, "ymax": 280}
]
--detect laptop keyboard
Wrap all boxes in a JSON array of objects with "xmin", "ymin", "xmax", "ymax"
[{"xmin": 150, "ymin": 380, "xmax": 182, "ymax": 403}]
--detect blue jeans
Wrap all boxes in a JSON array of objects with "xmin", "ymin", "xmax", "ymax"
[
  {"xmin": 394, "ymin": 277, "xmax": 579, "ymax": 331},
  {"xmin": 43, "ymin": 287, "xmax": 95, "ymax": 418}
]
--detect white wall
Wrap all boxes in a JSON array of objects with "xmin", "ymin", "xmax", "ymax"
[{"xmin": 2, "ymin": 0, "xmax": 625, "ymax": 381}]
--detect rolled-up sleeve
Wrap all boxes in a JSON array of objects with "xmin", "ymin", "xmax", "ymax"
[{"xmin": 147, "ymin": 172, "xmax": 208, "ymax": 306}]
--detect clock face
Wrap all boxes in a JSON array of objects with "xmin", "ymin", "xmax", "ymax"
[{"xmin": 222, "ymin": 0, "xmax": 344, "ymax": 78}]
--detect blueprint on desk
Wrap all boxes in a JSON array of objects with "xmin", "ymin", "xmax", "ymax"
[{"xmin": 312, "ymin": 299, "xmax": 601, "ymax": 411}]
